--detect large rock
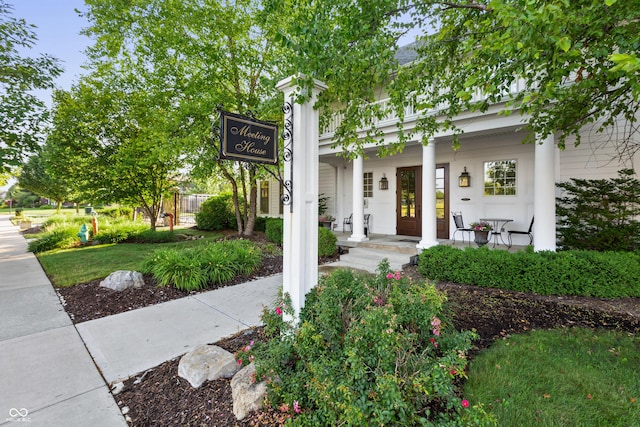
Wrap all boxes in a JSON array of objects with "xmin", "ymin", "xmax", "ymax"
[
  {"xmin": 178, "ymin": 345, "xmax": 240, "ymax": 388},
  {"xmin": 231, "ymin": 363, "xmax": 267, "ymax": 420},
  {"xmin": 99, "ymin": 270, "xmax": 145, "ymax": 291}
]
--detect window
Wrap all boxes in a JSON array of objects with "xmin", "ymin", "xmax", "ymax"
[
  {"xmin": 260, "ymin": 181, "xmax": 269, "ymax": 214},
  {"xmin": 364, "ymin": 172, "xmax": 373, "ymax": 198},
  {"xmin": 484, "ymin": 160, "xmax": 517, "ymax": 196}
]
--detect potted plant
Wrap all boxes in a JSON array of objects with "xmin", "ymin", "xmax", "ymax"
[
  {"xmin": 469, "ymin": 221, "xmax": 493, "ymax": 247},
  {"xmin": 318, "ymin": 214, "xmax": 335, "ymax": 229}
]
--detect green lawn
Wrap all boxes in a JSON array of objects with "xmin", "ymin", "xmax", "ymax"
[
  {"xmin": 37, "ymin": 236, "xmax": 220, "ymax": 287},
  {"xmin": 464, "ymin": 327, "xmax": 640, "ymax": 426}
]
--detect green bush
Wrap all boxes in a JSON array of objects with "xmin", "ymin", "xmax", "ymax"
[
  {"xmin": 196, "ymin": 193, "xmax": 234, "ymax": 230},
  {"xmin": 28, "ymin": 225, "xmax": 79, "ymax": 253},
  {"xmin": 93, "ymin": 220, "xmax": 149, "ymax": 244},
  {"xmin": 417, "ymin": 245, "xmax": 640, "ymax": 298},
  {"xmin": 265, "ymin": 217, "xmax": 283, "ymax": 245},
  {"xmin": 254, "ymin": 216, "xmax": 268, "ymax": 232},
  {"xmin": 249, "ymin": 262, "xmax": 494, "ymax": 425},
  {"xmin": 318, "ymin": 226, "xmax": 337, "ymax": 256},
  {"xmin": 142, "ymin": 239, "xmax": 263, "ymax": 291},
  {"xmin": 98, "ymin": 206, "xmax": 134, "ymax": 220},
  {"xmin": 556, "ymin": 169, "xmax": 640, "ymax": 251}
]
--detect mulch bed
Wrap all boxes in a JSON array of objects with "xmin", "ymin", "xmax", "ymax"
[{"xmin": 48, "ymin": 229, "xmax": 640, "ymax": 426}]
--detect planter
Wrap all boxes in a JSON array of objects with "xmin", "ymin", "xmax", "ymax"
[
  {"xmin": 320, "ymin": 221, "xmax": 333, "ymax": 229},
  {"xmin": 474, "ymin": 230, "xmax": 489, "ymax": 247}
]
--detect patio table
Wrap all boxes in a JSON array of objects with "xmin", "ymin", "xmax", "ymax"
[{"xmin": 479, "ymin": 218, "xmax": 513, "ymax": 247}]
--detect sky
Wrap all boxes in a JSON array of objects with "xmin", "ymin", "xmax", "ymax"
[{"xmin": 11, "ymin": 0, "xmax": 91, "ymax": 98}]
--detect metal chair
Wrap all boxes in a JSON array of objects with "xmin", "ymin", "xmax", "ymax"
[
  {"xmin": 343, "ymin": 213, "xmax": 371, "ymax": 236},
  {"xmin": 452, "ymin": 211, "xmax": 474, "ymax": 245},
  {"xmin": 343, "ymin": 213, "xmax": 352, "ymax": 231},
  {"xmin": 507, "ymin": 216, "xmax": 534, "ymax": 247}
]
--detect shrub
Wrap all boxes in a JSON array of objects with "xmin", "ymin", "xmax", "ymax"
[
  {"xmin": 196, "ymin": 193, "xmax": 234, "ymax": 230},
  {"xmin": 142, "ymin": 239, "xmax": 263, "ymax": 291},
  {"xmin": 254, "ymin": 216, "xmax": 268, "ymax": 232},
  {"xmin": 99, "ymin": 206, "xmax": 134, "ymax": 220},
  {"xmin": 93, "ymin": 220, "xmax": 149, "ymax": 244},
  {"xmin": 265, "ymin": 218, "xmax": 283, "ymax": 245},
  {"xmin": 417, "ymin": 245, "xmax": 640, "ymax": 298},
  {"xmin": 318, "ymin": 226, "xmax": 337, "ymax": 256},
  {"xmin": 28, "ymin": 226, "xmax": 79, "ymax": 253},
  {"xmin": 556, "ymin": 169, "xmax": 640, "ymax": 251},
  {"xmin": 251, "ymin": 262, "xmax": 494, "ymax": 426}
]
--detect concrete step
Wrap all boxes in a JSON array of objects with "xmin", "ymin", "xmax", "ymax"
[{"xmin": 337, "ymin": 247, "xmax": 414, "ymax": 274}]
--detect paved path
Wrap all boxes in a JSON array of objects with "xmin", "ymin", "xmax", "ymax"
[
  {"xmin": 0, "ymin": 215, "xmax": 283, "ymax": 425},
  {"xmin": 0, "ymin": 215, "xmax": 125, "ymax": 426}
]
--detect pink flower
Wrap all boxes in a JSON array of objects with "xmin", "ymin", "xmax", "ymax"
[
  {"xmin": 237, "ymin": 359, "xmax": 243, "ymax": 365},
  {"xmin": 430, "ymin": 337, "xmax": 439, "ymax": 348},
  {"xmin": 293, "ymin": 400, "xmax": 301, "ymax": 413},
  {"xmin": 394, "ymin": 271, "xmax": 401, "ymax": 280},
  {"xmin": 462, "ymin": 399, "xmax": 469, "ymax": 408},
  {"xmin": 386, "ymin": 272, "xmax": 394, "ymax": 279},
  {"xmin": 431, "ymin": 316, "xmax": 441, "ymax": 336},
  {"xmin": 275, "ymin": 307, "xmax": 283, "ymax": 315},
  {"xmin": 451, "ymin": 369, "xmax": 457, "ymax": 375},
  {"xmin": 249, "ymin": 340, "xmax": 254, "ymax": 346}
]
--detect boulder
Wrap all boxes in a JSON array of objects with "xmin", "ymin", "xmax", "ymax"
[
  {"xmin": 178, "ymin": 345, "xmax": 240, "ymax": 388},
  {"xmin": 99, "ymin": 270, "xmax": 144, "ymax": 291},
  {"xmin": 231, "ymin": 363, "xmax": 267, "ymax": 420}
]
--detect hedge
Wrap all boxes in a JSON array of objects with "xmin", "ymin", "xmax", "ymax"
[{"xmin": 417, "ymin": 245, "xmax": 640, "ymax": 298}]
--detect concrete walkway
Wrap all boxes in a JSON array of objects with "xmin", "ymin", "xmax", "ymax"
[
  {"xmin": 0, "ymin": 215, "xmax": 283, "ymax": 425},
  {"xmin": 0, "ymin": 215, "xmax": 125, "ymax": 426}
]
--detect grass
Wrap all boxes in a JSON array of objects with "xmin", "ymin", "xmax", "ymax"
[
  {"xmin": 464, "ymin": 327, "xmax": 640, "ymax": 426},
  {"xmin": 37, "ymin": 236, "xmax": 221, "ymax": 287}
]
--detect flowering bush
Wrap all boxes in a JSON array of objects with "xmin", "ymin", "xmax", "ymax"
[
  {"xmin": 252, "ymin": 260, "xmax": 495, "ymax": 425},
  {"xmin": 469, "ymin": 221, "xmax": 493, "ymax": 232}
]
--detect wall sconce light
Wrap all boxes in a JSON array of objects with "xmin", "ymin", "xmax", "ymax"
[
  {"xmin": 458, "ymin": 167, "xmax": 470, "ymax": 187},
  {"xmin": 379, "ymin": 173, "xmax": 389, "ymax": 190}
]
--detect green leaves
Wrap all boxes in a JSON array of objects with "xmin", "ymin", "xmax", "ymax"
[{"xmin": 0, "ymin": 1, "xmax": 63, "ymax": 173}]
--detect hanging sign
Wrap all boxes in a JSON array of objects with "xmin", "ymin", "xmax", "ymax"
[{"xmin": 219, "ymin": 110, "xmax": 278, "ymax": 165}]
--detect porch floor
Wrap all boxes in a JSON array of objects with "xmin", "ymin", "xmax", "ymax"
[{"xmin": 323, "ymin": 231, "xmax": 527, "ymax": 274}]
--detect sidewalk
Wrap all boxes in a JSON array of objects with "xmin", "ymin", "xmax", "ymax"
[
  {"xmin": 0, "ymin": 215, "xmax": 125, "ymax": 426},
  {"xmin": 0, "ymin": 215, "xmax": 283, "ymax": 425}
]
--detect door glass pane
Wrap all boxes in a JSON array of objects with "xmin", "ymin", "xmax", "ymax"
[
  {"xmin": 400, "ymin": 170, "xmax": 416, "ymax": 218},
  {"xmin": 435, "ymin": 167, "xmax": 445, "ymax": 219}
]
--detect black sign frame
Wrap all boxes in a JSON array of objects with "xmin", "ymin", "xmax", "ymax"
[{"xmin": 219, "ymin": 110, "xmax": 278, "ymax": 165}]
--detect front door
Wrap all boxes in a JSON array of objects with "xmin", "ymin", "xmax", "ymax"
[
  {"xmin": 396, "ymin": 166, "xmax": 422, "ymax": 236},
  {"xmin": 436, "ymin": 164, "xmax": 450, "ymax": 239}
]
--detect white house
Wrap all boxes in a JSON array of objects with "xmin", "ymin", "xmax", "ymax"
[{"xmin": 259, "ymin": 47, "xmax": 640, "ymax": 252}]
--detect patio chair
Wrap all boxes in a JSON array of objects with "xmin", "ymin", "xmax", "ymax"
[
  {"xmin": 343, "ymin": 213, "xmax": 371, "ymax": 236},
  {"xmin": 452, "ymin": 211, "xmax": 474, "ymax": 245},
  {"xmin": 343, "ymin": 213, "xmax": 352, "ymax": 231},
  {"xmin": 507, "ymin": 216, "xmax": 534, "ymax": 247}
]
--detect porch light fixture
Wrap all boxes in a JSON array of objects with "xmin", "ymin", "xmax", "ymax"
[
  {"xmin": 379, "ymin": 174, "xmax": 389, "ymax": 190},
  {"xmin": 458, "ymin": 167, "xmax": 471, "ymax": 187}
]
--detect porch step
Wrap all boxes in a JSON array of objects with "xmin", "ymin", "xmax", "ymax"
[{"xmin": 334, "ymin": 247, "xmax": 416, "ymax": 274}]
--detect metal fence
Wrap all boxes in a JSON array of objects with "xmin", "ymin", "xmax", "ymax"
[{"xmin": 177, "ymin": 194, "xmax": 212, "ymax": 225}]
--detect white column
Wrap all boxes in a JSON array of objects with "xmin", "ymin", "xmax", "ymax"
[
  {"xmin": 534, "ymin": 133, "xmax": 557, "ymax": 251},
  {"xmin": 336, "ymin": 165, "xmax": 346, "ymax": 230},
  {"xmin": 348, "ymin": 155, "xmax": 368, "ymax": 242},
  {"xmin": 418, "ymin": 140, "xmax": 439, "ymax": 250},
  {"xmin": 276, "ymin": 76, "xmax": 327, "ymax": 319}
]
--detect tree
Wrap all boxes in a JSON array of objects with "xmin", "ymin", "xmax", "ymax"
[
  {"xmin": 268, "ymin": 0, "xmax": 640, "ymax": 158},
  {"xmin": 81, "ymin": 0, "xmax": 291, "ymax": 236},
  {"xmin": 0, "ymin": 1, "xmax": 62, "ymax": 174},
  {"xmin": 19, "ymin": 147, "xmax": 69, "ymax": 213},
  {"xmin": 47, "ymin": 74, "xmax": 192, "ymax": 231}
]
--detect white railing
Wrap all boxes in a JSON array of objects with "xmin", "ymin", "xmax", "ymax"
[{"xmin": 320, "ymin": 78, "xmax": 527, "ymax": 138}]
